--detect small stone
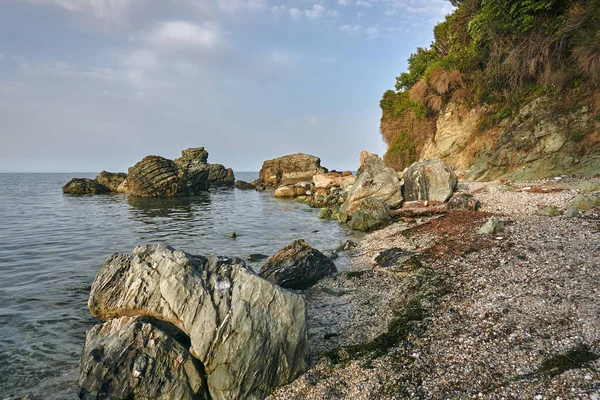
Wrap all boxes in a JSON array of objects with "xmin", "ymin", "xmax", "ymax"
[
  {"xmin": 537, "ymin": 205, "xmax": 560, "ymax": 216},
  {"xmin": 565, "ymin": 207, "xmax": 579, "ymax": 218},
  {"xmin": 477, "ymin": 216, "xmax": 504, "ymax": 235},
  {"xmin": 229, "ymin": 232, "xmax": 237, "ymax": 238},
  {"xmin": 318, "ymin": 208, "xmax": 333, "ymax": 219}
]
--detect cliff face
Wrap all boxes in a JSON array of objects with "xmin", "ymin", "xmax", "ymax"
[
  {"xmin": 381, "ymin": 0, "xmax": 600, "ymax": 180},
  {"xmin": 399, "ymin": 89, "xmax": 600, "ymax": 180}
]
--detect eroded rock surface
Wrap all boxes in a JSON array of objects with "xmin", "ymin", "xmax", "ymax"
[
  {"xmin": 260, "ymin": 239, "xmax": 337, "ymax": 290},
  {"xmin": 258, "ymin": 153, "xmax": 326, "ymax": 187},
  {"xmin": 207, "ymin": 164, "xmax": 235, "ymax": 187},
  {"xmin": 403, "ymin": 158, "xmax": 457, "ymax": 203},
  {"xmin": 94, "ymin": 171, "xmax": 127, "ymax": 192},
  {"xmin": 350, "ymin": 198, "xmax": 391, "ymax": 232},
  {"xmin": 127, "ymin": 156, "xmax": 188, "ymax": 197},
  {"xmin": 88, "ymin": 244, "xmax": 307, "ymax": 400},
  {"xmin": 78, "ymin": 316, "xmax": 207, "ymax": 400},
  {"xmin": 62, "ymin": 178, "xmax": 109, "ymax": 195},
  {"xmin": 339, "ymin": 154, "xmax": 403, "ymax": 220}
]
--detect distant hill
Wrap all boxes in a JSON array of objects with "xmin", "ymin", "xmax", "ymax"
[{"xmin": 381, "ymin": 0, "xmax": 600, "ymax": 180}]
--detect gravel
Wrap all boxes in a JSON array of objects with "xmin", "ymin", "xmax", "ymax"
[{"xmin": 268, "ymin": 178, "xmax": 600, "ymax": 399}]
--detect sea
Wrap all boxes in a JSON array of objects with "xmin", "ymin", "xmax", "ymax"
[{"xmin": 0, "ymin": 172, "xmax": 358, "ymax": 399}]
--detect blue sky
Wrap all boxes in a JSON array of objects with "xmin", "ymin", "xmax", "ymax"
[{"xmin": 0, "ymin": 0, "xmax": 453, "ymax": 172}]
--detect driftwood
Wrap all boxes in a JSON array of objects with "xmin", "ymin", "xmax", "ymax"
[{"xmin": 390, "ymin": 204, "xmax": 448, "ymax": 218}]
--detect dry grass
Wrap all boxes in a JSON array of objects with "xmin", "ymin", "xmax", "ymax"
[
  {"xmin": 409, "ymin": 80, "xmax": 428, "ymax": 104},
  {"xmin": 573, "ymin": 33, "xmax": 600, "ymax": 85},
  {"xmin": 426, "ymin": 93, "xmax": 444, "ymax": 112}
]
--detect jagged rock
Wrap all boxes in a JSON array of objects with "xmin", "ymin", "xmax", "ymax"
[
  {"xmin": 234, "ymin": 180, "xmax": 256, "ymax": 190},
  {"xmin": 94, "ymin": 171, "xmax": 127, "ymax": 192},
  {"xmin": 127, "ymin": 156, "xmax": 187, "ymax": 197},
  {"xmin": 258, "ymin": 153, "xmax": 326, "ymax": 187},
  {"xmin": 260, "ymin": 239, "xmax": 337, "ymax": 290},
  {"xmin": 403, "ymin": 158, "xmax": 458, "ymax": 203},
  {"xmin": 207, "ymin": 164, "xmax": 235, "ymax": 187},
  {"xmin": 350, "ymin": 198, "xmax": 391, "ymax": 232},
  {"xmin": 313, "ymin": 171, "xmax": 355, "ymax": 190},
  {"xmin": 88, "ymin": 244, "xmax": 307, "ymax": 400},
  {"xmin": 62, "ymin": 178, "xmax": 109, "ymax": 195},
  {"xmin": 537, "ymin": 205, "xmax": 561, "ymax": 216},
  {"xmin": 177, "ymin": 147, "xmax": 209, "ymax": 164},
  {"xmin": 571, "ymin": 194, "xmax": 600, "ymax": 211},
  {"xmin": 339, "ymin": 154, "xmax": 403, "ymax": 221},
  {"xmin": 359, "ymin": 151, "xmax": 377, "ymax": 169},
  {"xmin": 477, "ymin": 216, "xmax": 504, "ymax": 235},
  {"xmin": 447, "ymin": 193, "xmax": 480, "ymax": 211},
  {"xmin": 116, "ymin": 179, "xmax": 129, "ymax": 193},
  {"xmin": 78, "ymin": 316, "xmax": 207, "ymax": 400}
]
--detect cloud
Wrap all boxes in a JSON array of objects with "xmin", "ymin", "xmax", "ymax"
[
  {"xmin": 217, "ymin": 0, "xmax": 266, "ymax": 13},
  {"xmin": 122, "ymin": 49, "xmax": 160, "ymax": 71},
  {"xmin": 356, "ymin": 0, "xmax": 372, "ymax": 8},
  {"xmin": 14, "ymin": 0, "xmax": 135, "ymax": 19},
  {"xmin": 365, "ymin": 26, "xmax": 379, "ymax": 37},
  {"xmin": 339, "ymin": 24, "xmax": 361, "ymax": 32},
  {"xmin": 271, "ymin": 4, "xmax": 286, "ymax": 14},
  {"xmin": 382, "ymin": 0, "xmax": 454, "ymax": 21},
  {"xmin": 289, "ymin": 8, "xmax": 302, "ymax": 19},
  {"xmin": 338, "ymin": 0, "xmax": 349, "ymax": 5},
  {"xmin": 328, "ymin": 9, "xmax": 339, "ymax": 16},
  {"xmin": 144, "ymin": 21, "xmax": 226, "ymax": 52},
  {"xmin": 305, "ymin": 4, "xmax": 325, "ymax": 19}
]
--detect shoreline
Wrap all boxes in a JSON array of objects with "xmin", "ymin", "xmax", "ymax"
[{"xmin": 268, "ymin": 177, "xmax": 600, "ymax": 399}]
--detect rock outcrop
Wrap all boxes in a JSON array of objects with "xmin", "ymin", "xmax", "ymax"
[
  {"xmin": 260, "ymin": 239, "xmax": 337, "ymax": 290},
  {"xmin": 207, "ymin": 164, "xmax": 235, "ymax": 187},
  {"xmin": 78, "ymin": 316, "xmax": 207, "ymax": 400},
  {"xmin": 339, "ymin": 154, "xmax": 403, "ymax": 221},
  {"xmin": 94, "ymin": 171, "xmax": 127, "ymax": 193},
  {"xmin": 403, "ymin": 158, "xmax": 458, "ymax": 203},
  {"xmin": 349, "ymin": 198, "xmax": 392, "ymax": 232},
  {"xmin": 257, "ymin": 153, "xmax": 326, "ymax": 187},
  {"xmin": 62, "ymin": 178, "xmax": 110, "ymax": 195},
  {"xmin": 87, "ymin": 244, "xmax": 306, "ymax": 400},
  {"xmin": 313, "ymin": 171, "xmax": 355, "ymax": 190}
]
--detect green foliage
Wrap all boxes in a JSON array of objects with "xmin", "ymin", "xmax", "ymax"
[
  {"xmin": 395, "ymin": 48, "xmax": 440, "ymax": 91},
  {"xmin": 385, "ymin": 132, "xmax": 418, "ymax": 169},
  {"xmin": 380, "ymin": 90, "xmax": 426, "ymax": 119}
]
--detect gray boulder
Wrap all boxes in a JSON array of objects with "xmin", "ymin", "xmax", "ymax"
[
  {"xmin": 339, "ymin": 154, "xmax": 403, "ymax": 221},
  {"xmin": 477, "ymin": 216, "xmax": 504, "ymax": 235},
  {"xmin": 350, "ymin": 198, "xmax": 391, "ymax": 232},
  {"xmin": 88, "ymin": 244, "xmax": 307, "ymax": 400},
  {"xmin": 260, "ymin": 239, "xmax": 337, "ymax": 290},
  {"xmin": 403, "ymin": 158, "xmax": 458, "ymax": 202},
  {"xmin": 62, "ymin": 178, "xmax": 109, "ymax": 195},
  {"xmin": 78, "ymin": 316, "xmax": 207, "ymax": 400},
  {"xmin": 565, "ymin": 207, "xmax": 580, "ymax": 218}
]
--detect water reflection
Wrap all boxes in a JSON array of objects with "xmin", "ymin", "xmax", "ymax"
[{"xmin": 127, "ymin": 193, "xmax": 211, "ymax": 220}]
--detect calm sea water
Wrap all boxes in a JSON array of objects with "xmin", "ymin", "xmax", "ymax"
[{"xmin": 0, "ymin": 173, "xmax": 357, "ymax": 399}]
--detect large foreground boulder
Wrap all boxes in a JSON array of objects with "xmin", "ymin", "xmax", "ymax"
[
  {"xmin": 403, "ymin": 158, "xmax": 458, "ymax": 202},
  {"xmin": 258, "ymin": 153, "xmax": 326, "ymax": 187},
  {"xmin": 350, "ymin": 198, "xmax": 391, "ymax": 232},
  {"xmin": 339, "ymin": 154, "xmax": 403, "ymax": 221},
  {"xmin": 62, "ymin": 178, "xmax": 109, "ymax": 195},
  {"xmin": 88, "ymin": 244, "xmax": 306, "ymax": 400},
  {"xmin": 260, "ymin": 239, "xmax": 336, "ymax": 290},
  {"xmin": 78, "ymin": 316, "xmax": 207, "ymax": 400},
  {"xmin": 94, "ymin": 171, "xmax": 127, "ymax": 192}
]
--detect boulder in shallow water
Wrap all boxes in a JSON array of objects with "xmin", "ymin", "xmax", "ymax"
[
  {"xmin": 78, "ymin": 316, "xmax": 207, "ymax": 400},
  {"xmin": 127, "ymin": 156, "xmax": 187, "ymax": 197},
  {"xmin": 88, "ymin": 244, "xmax": 306, "ymax": 400},
  {"xmin": 403, "ymin": 158, "xmax": 457, "ymax": 203},
  {"xmin": 260, "ymin": 239, "xmax": 337, "ymax": 290},
  {"xmin": 339, "ymin": 154, "xmax": 403, "ymax": 220},
  {"xmin": 207, "ymin": 164, "xmax": 235, "ymax": 187},
  {"xmin": 258, "ymin": 153, "xmax": 326, "ymax": 187},
  {"xmin": 62, "ymin": 178, "xmax": 109, "ymax": 195},
  {"xmin": 350, "ymin": 198, "xmax": 391, "ymax": 232},
  {"xmin": 94, "ymin": 171, "xmax": 127, "ymax": 192},
  {"xmin": 234, "ymin": 180, "xmax": 256, "ymax": 190}
]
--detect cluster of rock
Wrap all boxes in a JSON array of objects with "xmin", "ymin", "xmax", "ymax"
[
  {"xmin": 257, "ymin": 151, "xmax": 462, "ymax": 233},
  {"xmin": 63, "ymin": 147, "xmax": 236, "ymax": 197},
  {"xmin": 79, "ymin": 244, "xmax": 307, "ymax": 400}
]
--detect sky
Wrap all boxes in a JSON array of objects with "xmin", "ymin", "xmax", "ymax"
[{"xmin": 0, "ymin": 0, "xmax": 453, "ymax": 172}]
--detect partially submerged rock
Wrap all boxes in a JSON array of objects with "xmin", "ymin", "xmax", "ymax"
[
  {"xmin": 477, "ymin": 216, "xmax": 504, "ymax": 235},
  {"xmin": 207, "ymin": 164, "xmax": 235, "ymax": 187},
  {"xmin": 350, "ymin": 198, "xmax": 391, "ymax": 232},
  {"xmin": 274, "ymin": 185, "xmax": 307, "ymax": 198},
  {"xmin": 78, "ymin": 316, "xmax": 207, "ymax": 400},
  {"xmin": 234, "ymin": 180, "xmax": 256, "ymax": 190},
  {"xmin": 88, "ymin": 244, "xmax": 307, "ymax": 399},
  {"xmin": 127, "ymin": 156, "xmax": 193, "ymax": 197},
  {"xmin": 260, "ymin": 239, "xmax": 337, "ymax": 290},
  {"xmin": 258, "ymin": 153, "xmax": 326, "ymax": 187},
  {"xmin": 94, "ymin": 171, "xmax": 127, "ymax": 192},
  {"xmin": 403, "ymin": 158, "xmax": 458, "ymax": 202},
  {"xmin": 339, "ymin": 154, "xmax": 403, "ymax": 221},
  {"xmin": 62, "ymin": 178, "xmax": 110, "ymax": 195}
]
